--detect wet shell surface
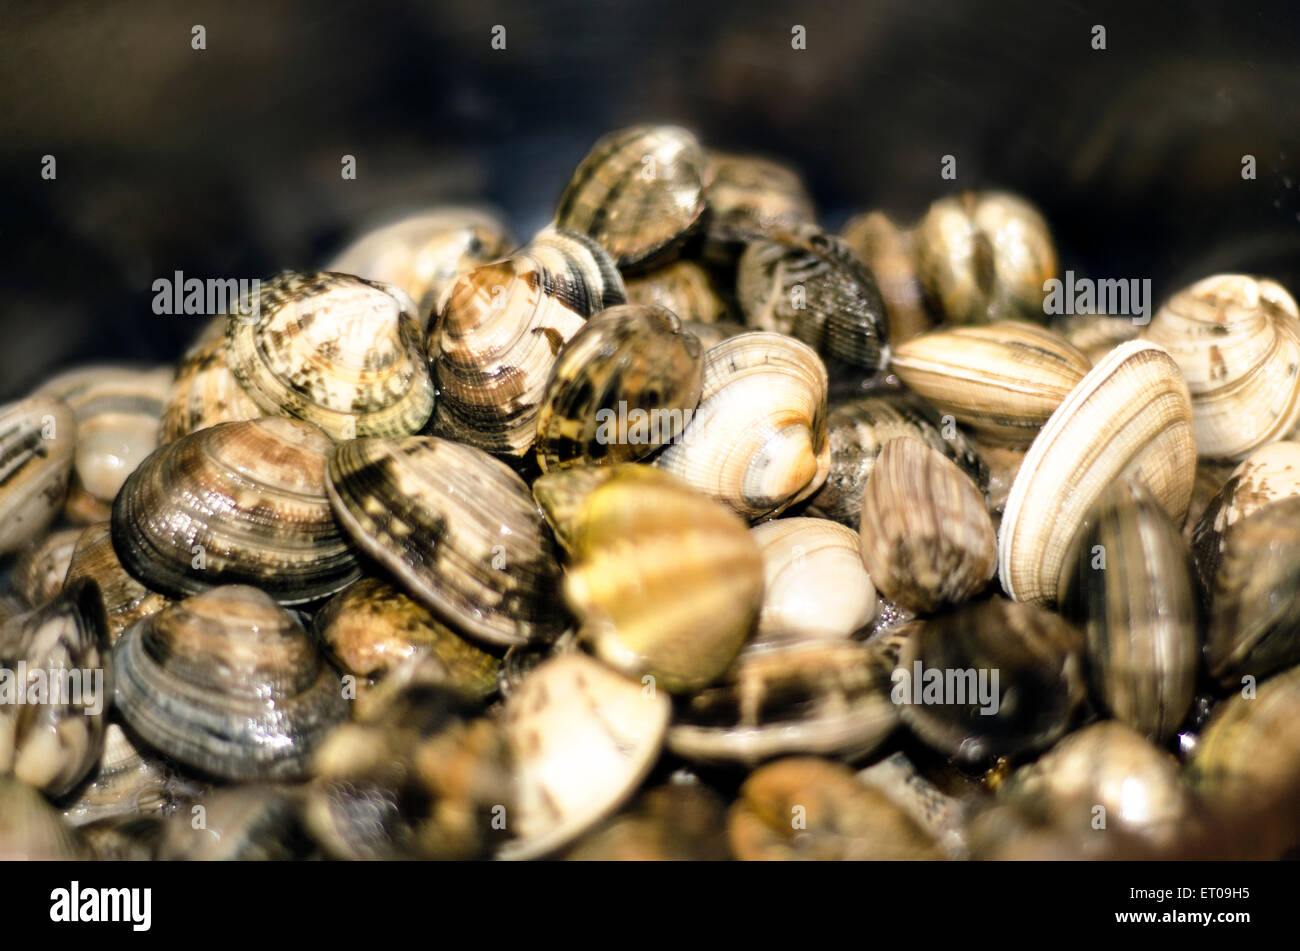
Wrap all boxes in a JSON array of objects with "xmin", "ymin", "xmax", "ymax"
[
  {"xmin": 842, "ymin": 211, "xmax": 931, "ymax": 343},
  {"xmin": 501, "ymin": 653, "xmax": 671, "ymax": 860},
  {"xmin": 64, "ymin": 522, "xmax": 170, "ymax": 643},
  {"xmin": 112, "ymin": 417, "xmax": 360, "ymax": 605},
  {"xmin": 225, "ymin": 270, "xmax": 435, "ymax": 439},
  {"xmin": 736, "ymin": 225, "xmax": 889, "ymax": 371},
  {"xmin": 113, "ymin": 585, "xmax": 347, "ymax": 781},
  {"xmin": 12, "ymin": 526, "xmax": 82, "ymax": 608},
  {"xmin": 326, "ymin": 435, "xmax": 564, "ymax": 647},
  {"xmin": 623, "ymin": 260, "xmax": 732, "ymax": 325},
  {"xmin": 61, "ymin": 723, "xmax": 199, "ymax": 828},
  {"xmin": 890, "ymin": 321, "xmax": 1092, "ymax": 445},
  {"xmin": 655, "ymin": 331, "xmax": 829, "ymax": 521},
  {"xmin": 159, "ymin": 334, "xmax": 263, "ymax": 442},
  {"xmin": 534, "ymin": 304, "xmax": 703, "ymax": 472},
  {"xmin": 750, "ymin": 517, "xmax": 876, "ymax": 640},
  {"xmin": 0, "ymin": 396, "xmax": 76, "ymax": 555},
  {"xmin": 1140, "ymin": 274, "xmax": 1300, "ymax": 459},
  {"xmin": 998, "ymin": 341, "xmax": 1196, "ymax": 606},
  {"xmin": 562, "ymin": 466, "xmax": 763, "ymax": 693},
  {"xmin": 703, "ymin": 151, "xmax": 815, "ymax": 261},
  {"xmin": 554, "ymin": 125, "xmax": 710, "ymax": 271}
]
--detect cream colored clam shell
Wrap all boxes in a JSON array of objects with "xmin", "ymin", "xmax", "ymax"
[
  {"xmin": 750, "ymin": 517, "xmax": 876, "ymax": 640},
  {"xmin": 998, "ymin": 340, "xmax": 1196, "ymax": 605}
]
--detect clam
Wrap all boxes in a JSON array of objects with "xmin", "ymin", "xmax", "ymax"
[
  {"xmin": 890, "ymin": 321, "xmax": 1092, "ymax": 446},
  {"xmin": 750, "ymin": 517, "xmax": 876, "ymax": 641},
  {"xmin": 531, "ymin": 463, "xmax": 629, "ymax": 556},
  {"xmin": 1182, "ymin": 457, "xmax": 1236, "ymax": 543},
  {"xmin": 0, "ymin": 396, "xmax": 76, "ymax": 555},
  {"xmin": 564, "ymin": 783, "xmax": 731, "ymax": 861},
  {"xmin": 624, "ymin": 260, "xmax": 732, "ymax": 325},
  {"xmin": 11, "ymin": 526, "xmax": 82, "ymax": 608},
  {"xmin": 914, "ymin": 190, "xmax": 1058, "ymax": 325},
  {"xmin": 703, "ymin": 151, "xmax": 815, "ymax": 263},
  {"xmin": 64, "ymin": 522, "xmax": 170, "ymax": 643},
  {"xmin": 325, "ymin": 207, "xmax": 515, "ymax": 319},
  {"xmin": 895, "ymin": 597, "xmax": 1087, "ymax": 763},
  {"xmin": 501, "ymin": 653, "xmax": 671, "ymax": 860},
  {"xmin": 998, "ymin": 340, "xmax": 1196, "ymax": 606},
  {"xmin": 112, "ymin": 417, "xmax": 360, "ymax": 605},
  {"xmin": 428, "ymin": 230, "xmax": 626, "ymax": 455},
  {"xmin": 0, "ymin": 776, "xmax": 87, "ymax": 860},
  {"xmin": 841, "ymin": 211, "xmax": 931, "ymax": 343},
  {"xmin": 859, "ymin": 437, "xmax": 996, "ymax": 614},
  {"xmin": 806, "ymin": 390, "xmax": 988, "ymax": 530},
  {"xmin": 554, "ymin": 124, "xmax": 710, "ymax": 271},
  {"xmin": 113, "ymin": 585, "xmax": 347, "ymax": 781},
  {"xmin": 61, "ymin": 723, "xmax": 200, "ymax": 828},
  {"xmin": 561, "ymin": 466, "xmax": 763, "ymax": 693},
  {"xmin": 728, "ymin": 757, "xmax": 944, "ymax": 860},
  {"xmin": 156, "ymin": 786, "xmax": 310, "ymax": 861},
  {"xmin": 0, "ymin": 579, "xmax": 111, "ymax": 797},
  {"xmin": 1058, "ymin": 482, "xmax": 1200, "ymax": 741},
  {"xmin": 534, "ymin": 304, "xmax": 703, "ymax": 472},
  {"xmin": 856, "ymin": 752, "xmax": 970, "ymax": 859},
  {"xmin": 159, "ymin": 334, "xmax": 263, "ymax": 442},
  {"xmin": 225, "ymin": 270, "xmax": 435, "ymax": 439},
  {"xmin": 736, "ymin": 225, "xmax": 889, "ymax": 371},
  {"xmin": 1140, "ymin": 273, "xmax": 1300, "ymax": 459},
  {"xmin": 682, "ymin": 319, "xmax": 748, "ymax": 351},
  {"xmin": 655, "ymin": 331, "xmax": 829, "ymax": 521},
  {"xmin": 326, "ymin": 435, "xmax": 564, "ymax": 647},
  {"xmin": 1052, "ymin": 313, "xmax": 1141, "ymax": 364}
]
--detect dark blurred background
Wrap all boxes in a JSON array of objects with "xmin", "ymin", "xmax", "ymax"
[{"xmin": 2, "ymin": 0, "xmax": 1299, "ymax": 399}]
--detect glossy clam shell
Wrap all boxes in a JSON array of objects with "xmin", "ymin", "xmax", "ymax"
[
  {"xmin": 623, "ymin": 260, "xmax": 732, "ymax": 324},
  {"xmin": 1140, "ymin": 274, "xmax": 1300, "ymax": 459},
  {"xmin": 998, "ymin": 340, "xmax": 1196, "ymax": 606},
  {"xmin": 555, "ymin": 124, "xmax": 710, "ymax": 271},
  {"xmin": 842, "ymin": 211, "xmax": 931, "ymax": 343},
  {"xmin": 890, "ymin": 321, "xmax": 1092, "ymax": 445},
  {"xmin": 500, "ymin": 653, "xmax": 670, "ymax": 860},
  {"xmin": 655, "ymin": 331, "xmax": 830, "ymax": 521},
  {"xmin": 64, "ymin": 522, "xmax": 170, "ymax": 643},
  {"xmin": 112, "ymin": 417, "xmax": 360, "ymax": 605},
  {"xmin": 0, "ymin": 396, "xmax": 76, "ymax": 555},
  {"xmin": 113, "ymin": 585, "xmax": 346, "ymax": 781},
  {"xmin": 326, "ymin": 435, "xmax": 564, "ymax": 647},
  {"xmin": 534, "ymin": 304, "xmax": 703, "ymax": 471},
  {"xmin": 159, "ymin": 334, "xmax": 263, "ymax": 442},
  {"xmin": 225, "ymin": 270, "xmax": 435, "ymax": 439},
  {"xmin": 859, "ymin": 436, "xmax": 996, "ymax": 614},
  {"xmin": 737, "ymin": 225, "xmax": 889, "ymax": 371},
  {"xmin": 704, "ymin": 151, "xmax": 815, "ymax": 262},
  {"xmin": 12, "ymin": 526, "xmax": 81, "ymax": 608},
  {"xmin": 856, "ymin": 752, "xmax": 970, "ymax": 860}
]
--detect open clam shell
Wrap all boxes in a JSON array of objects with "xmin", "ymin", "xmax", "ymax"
[{"xmin": 0, "ymin": 396, "xmax": 76, "ymax": 555}]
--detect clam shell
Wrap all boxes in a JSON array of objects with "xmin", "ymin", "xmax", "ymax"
[
  {"xmin": 682, "ymin": 319, "xmax": 748, "ymax": 351},
  {"xmin": 64, "ymin": 522, "xmax": 170, "ymax": 643},
  {"xmin": 624, "ymin": 260, "xmax": 732, "ymax": 324},
  {"xmin": 564, "ymin": 783, "xmax": 731, "ymax": 861},
  {"xmin": 555, "ymin": 125, "xmax": 710, "ymax": 271},
  {"xmin": 112, "ymin": 417, "xmax": 360, "ymax": 605},
  {"xmin": 890, "ymin": 321, "xmax": 1092, "ymax": 445},
  {"xmin": 159, "ymin": 334, "xmax": 263, "ymax": 442},
  {"xmin": 856, "ymin": 752, "xmax": 970, "ymax": 860},
  {"xmin": 500, "ymin": 653, "xmax": 670, "ymax": 860},
  {"xmin": 326, "ymin": 435, "xmax": 564, "ymax": 647},
  {"xmin": 0, "ymin": 396, "xmax": 76, "ymax": 555},
  {"xmin": 113, "ymin": 585, "xmax": 347, "ymax": 781},
  {"xmin": 225, "ymin": 270, "xmax": 435, "ymax": 439},
  {"xmin": 1052, "ymin": 313, "xmax": 1141, "ymax": 364},
  {"xmin": 842, "ymin": 211, "xmax": 931, "ymax": 343},
  {"xmin": 563, "ymin": 466, "xmax": 762, "ymax": 692},
  {"xmin": 1140, "ymin": 274, "xmax": 1300, "ymax": 459},
  {"xmin": 998, "ymin": 340, "xmax": 1196, "ymax": 606},
  {"xmin": 737, "ymin": 225, "xmax": 889, "ymax": 371},
  {"xmin": 0, "ymin": 776, "xmax": 87, "ymax": 860},
  {"xmin": 703, "ymin": 151, "xmax": 815, "ymax": 263},
  {"xmin": 655, "ymin": 331, "xmax": 830, "ymax": 521},
  {"xmin": 61, "ymin": 723, "xmax": 199, "ymax": 828},
  {"xmin": 11, "ymin": 526, "xmax": 81, "ymax": 608}
]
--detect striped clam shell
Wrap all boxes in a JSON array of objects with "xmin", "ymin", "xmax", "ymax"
[
  {"xmin": 534, "ymin": 303, "xmax": 703, "ymax": 472},
  {"xmin": 554, "ymin": 124, "xmax": 711, "ymax": 271},
  {"xmin": 326, "ymin": 435, "xmax": 564, "ymax": 648},
  {"xmin": 225, "ymin": 270, "xmax": 435, "ymax": 439},
  {"xmin": 655, "ymin": 331, "xmax": 830, "ymax": 522},
  {"xmin": 159, "ymin": 334, "xmax": 263, "ymax": 442},
  {"xmin": 111, "ymin": 417, "xmax": 361, "ymax": 606},
  {"xmin": 624, "ymin": 260, "xmax": 732, "ymax": 325},
  {"xmin": 890, "ymin": 321, "xmax": 1092, "ymax": 446},
  {"xmin": 703, "ymin": 151, "xmax": 815, "ymax": 262},
  {"xmin": 998, "ymin": 340, "xmax": 1196, "ymax": 606},
  {"xmin": 737, "ymin": 225, "xmax": 889, "ymax": 371},
  {"xmin": 113, "ymin": 585, "xmax": 347, "ymax": 781},
  {"xmin": 64, "ymin": 522, "xmax": 170, "ymax": 643},
  {"xmin": 0, "ymin": 396, "xmax": 76, "ymax": 555},
  {"xmin": 11, "ymin": 526, "xmax": 82, "ymax": 608},
  {"xmin": 1140, "ymin": 274, "xmax": 1300, "ymax": 460}
]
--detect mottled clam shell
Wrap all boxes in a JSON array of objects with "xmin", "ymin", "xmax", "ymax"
[
  {"xmin": 0, "ymin": 579, "xmax": 110, "ymax": 797},
  {"xmin": 999, "ymin": 340, "xmax": 1196, "ymax": 606},
  {"xmin": 555, "ymin": 125, "xmax": 710, "ymax": 271},
  {"xmin": 562, "ymin": 466, "xmax": 763, "ymax": 693},
  {"xmin": 703, "ymin": 151, "xmax": 815, "ymax": 263},
  {"xmin": 1140, "ymin": 274, "xmax": 1300, "ymax": 459},
  {"xmin": 0, "ymin": 396, "xmax": 76, "ymax": 555},
  {"xmin": 914, "ymin": 190, "xmax": 1058, "ymax": 324},
  {"xmin": 656, "ymin": 331, "xmax": 829, "ymax": 521},
  {"xmin": 225, "ymin": 270, "xmax": 435, "ymax": 439},
  {"xmin": 0, "ymin": 776, "xmax": 87, "ymax": 860},
  {"xmin": 534, "ymin": 304, "xmax": 703, "ymax": 472},
  {"xmin": 500, "ymin": 654, "xmax": 670, "ymax": 860},
  {"xmin": 61, "ymin": 723, "xmax": 200, "ymax": 828},
  {"xmin": 806, "ymin": 390, "xmax": 988, "ymax": 529},
  {"xmin": 326, "ymin": 435, "xmax": 564, "ymax": 647},
  {"xmin": 325, "ymin": 207, "xmax": 515, "ymax": 320},
  {"xmin": 1058, "ymin": 483, "xmax": 1199, "ymax": 742},
  {"xmin": 624, "ymin": 260, "xmax": 732, "ymax": 324},
  {"xmin": 750, "ymin": 517, "xmax": 876, "ymax": 641},
  {"xmin": 737, "ymin": 225, "xmax": 889, "ymax": 371},
  {"xmin": 11, "ymin": 526, "xmax": 81, "ymax": 608},
  {"xmin": 64, "ymin": 522, "xmax": 170, "ymax": 643},
  {"xmin": 159, "ymin": 334, "xmax": 263, "ymax": 442},
  {"xmin": 890, "ymin": 321, "xmax": 1092, "ymax": 446},
  {"xmin": 842, "ymin": 211, "xmax": 931, "ymax": 343},
  {"xmin": 113, "ymin": 586, "xmax": 347, "ymax": 781},
  {"xmin": 1182, "ymin": 457, "xmax": 1236, "ymax": 544}
]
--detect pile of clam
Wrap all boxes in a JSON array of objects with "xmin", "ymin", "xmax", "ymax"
[{"xmin": 3, "ymin": 124, "xmax": 1300, "ymax": 861}]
